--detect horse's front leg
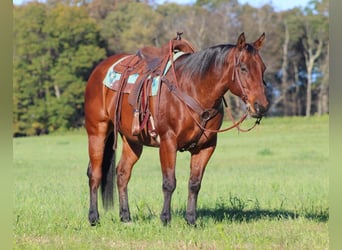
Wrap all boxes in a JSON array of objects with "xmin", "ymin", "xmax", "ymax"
[
  {"xmin": 116, "ymin": 136, "xmax": 142, "ymax": 222},
  {"xmin": 186, "ymin": 141, "xmax": 216, "ymax": 225},
  {"xmin": 159, "ymin": 139, "xmax": 177, "ymax": 225}
]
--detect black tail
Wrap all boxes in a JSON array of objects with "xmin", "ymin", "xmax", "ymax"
[{"xmin": 101, "ymin": 131, "xmax": 116, "ymax": 210}]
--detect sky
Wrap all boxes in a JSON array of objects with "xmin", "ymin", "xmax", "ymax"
[{"xmin": 13, "ymin": 0, "xmax": 311, "ymax": 11}]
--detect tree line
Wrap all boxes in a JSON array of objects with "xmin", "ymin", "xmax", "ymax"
[{"xmin": 13, "ymin": 0, "xmax": 329, "ymax": 136}]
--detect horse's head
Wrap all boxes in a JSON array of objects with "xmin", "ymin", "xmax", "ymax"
[{"xmin": 229, "ymin": 32, "xmax": 270, "ymax": 118}]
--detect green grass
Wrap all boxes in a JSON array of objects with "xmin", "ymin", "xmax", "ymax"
[{"xmin": 13, "ymin": 116, "xmax": 329, "ymax": 249}]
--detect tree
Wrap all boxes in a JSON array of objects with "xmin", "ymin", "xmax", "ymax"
[
  {"xmin": 86, "ymin": 0, "xmax": 121, "ymax": 20},
  {"xmin": 13, "ymin": 3, "xmax": 50, "ymax": 135},
  {"xmin": 317, "ymin": 43, "xmax": 329, "ymax": 115},
  {"xmin": 156, "ymin": 3, "xmax": 221, "ymax": 50},
  {"xmin": 301, "ymin": 1, "xmax": 328, "ymax": 116},
  {"xmin": 270, "ymin": 8, "xmax": 305, "ymax": 116},
  {"xmin": 100, "ymin": 2, "xmax": 163, "ymax": 54},
  {"xmin": 305, "ymin": 0, "xmax": 329, "ymax": 116},
  {"xmin": 13, "ymin": 3, "xmax": 106, "ymax": 135}
]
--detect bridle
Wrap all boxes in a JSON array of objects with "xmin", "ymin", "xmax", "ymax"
[
  {"xmin": 232, "ymin": 50, "xmax": 248, "ymax": 103},
  {"xmin": 227, "ymin": 49, "xmax": 263, "ymax": 132},
  {"xmin": 209, "ymin": 48, "xmax": 263, "ymax": 133}
]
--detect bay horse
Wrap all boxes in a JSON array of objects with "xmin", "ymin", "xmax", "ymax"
[{"xmin": 84, "ymin": 32, "xmax": 269, "ymax": 226}]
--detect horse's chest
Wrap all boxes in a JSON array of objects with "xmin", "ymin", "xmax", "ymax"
[{"xmin": 177, "ymin": 117, "xmax": 222, "ymax": 152}]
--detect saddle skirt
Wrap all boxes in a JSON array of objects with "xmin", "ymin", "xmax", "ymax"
[{"xmin": 103, "ymin": 51, "xmax": 186, "ymax": 96}]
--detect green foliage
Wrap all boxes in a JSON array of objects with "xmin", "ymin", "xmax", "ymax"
[
  {"xmin": 13, "ymin": 3, "xmax": 106, "ymax": 135},
  {"xmin": 13, "ymin": 117, "xmax": 328, "ymax": 248},
  {"xmin": 101, "ymin": 2, "xmax": 163, "ymax": 53}
]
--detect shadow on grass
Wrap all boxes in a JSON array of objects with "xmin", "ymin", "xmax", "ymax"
[
  {"xmin": 131, "ymin": 197, "xmax": 329, "ymax": 223},
  {"xmin": 192, "ymin": 196, "xmax": 329, "ymax": 223},
  {"xmin": 173, "ymin": 196, "xmax": 328, "ymax": 223},
  {"xmin": 193, "ymin": 206, "xmax": 329, "ymax": 223},
  {"xmin": 131, "ymin": 205, "xmax": 329, "ymax": 224}
]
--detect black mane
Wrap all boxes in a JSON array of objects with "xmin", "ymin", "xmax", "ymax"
[
  {"xmin": 177, "ymin": 44, "xmax": 233, "ymax": 79},
  {"xmin": 176, "ymin": 43, "xmax": 258, "ymax": 80}
]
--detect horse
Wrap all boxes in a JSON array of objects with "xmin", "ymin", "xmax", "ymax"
[{"xmin": 84, "ymin": 32, "xmax": 270, "ymax": 226}]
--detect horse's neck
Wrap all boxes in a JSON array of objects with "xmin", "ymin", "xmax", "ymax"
[{"xmin": 176, "ymin": 53, "xmax": 232, "ymax": 109}]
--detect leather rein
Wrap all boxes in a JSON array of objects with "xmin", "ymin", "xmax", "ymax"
[{"xmin": 161, "ymin": 41, "xmax": 261, "ymax": 135}]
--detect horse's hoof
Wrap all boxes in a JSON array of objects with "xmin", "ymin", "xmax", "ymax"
[
  {"xmin": 120, "ymin": 210, "xmax": 131, "ymax": 223},
  {"xmin": 89, "ymin": 218, "xmax": 100, "ymax": 226},
  {"xmin": 160, "ymin": 213, "xmax": 171, "ymax": 226},
  {"xmin": 186, "ymin": 213, "xmax": 197, "ymax": 226},
  {"xmin": 89, "ymin": 220, "xmax": 100, "ymax": 226},
  {"xmin": 186, "ymin": 220, "xmax": 197, "ymax": 227},
  {"xmin": 88, "ymin": 211, "xmax": 100, "ymax": 226},
  {"xmin": 120, "ymin": 216, "xmax": 132, "ymax": 223}
]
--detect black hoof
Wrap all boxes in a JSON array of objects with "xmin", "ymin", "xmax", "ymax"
[
  {"xmin": 120, "ymin": 210, "xmax": 131, "ymax": 223},
  {"xmin": 88, "ymin": 210, "xmax": 100, "ymax": 226},
  {"xmin": 120, "ymin": 216, "xmax": 132, "ymax": 223},
  {"xmin": 186, "ymin": 212, "xmax": 197, "ymax": 226},
  {"xmin": 160, "ymin": 212, "xmax": 171, "ymax": 226}
]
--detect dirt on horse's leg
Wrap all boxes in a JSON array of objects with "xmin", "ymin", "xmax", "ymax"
[
  {"xmin": 159, "ymin": 139, "xmax": 177, "ymax": 225},
  {"xmin": 186, "ymin": 143, "xmax": 216, "ymax": 225},
  {"xmin": 86, "ymin": 122, "xmax": 109, "ymax": 226},
  {"xmin": 116, "ymin": 136, "xmax": 142, "ymax": 222}
]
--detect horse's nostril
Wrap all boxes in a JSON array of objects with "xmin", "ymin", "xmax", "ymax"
[
  {"xmin": 254, "ymin": 102, "xmax": 266, "ymax": 115},
  {"xmin": 254, "ymin": 102, "xmax": 260, "ymax": 113}
]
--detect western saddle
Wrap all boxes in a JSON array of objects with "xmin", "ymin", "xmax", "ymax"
[{"xmin": 111, "ymin": 32, "xmax": 196, "ymax": 138}]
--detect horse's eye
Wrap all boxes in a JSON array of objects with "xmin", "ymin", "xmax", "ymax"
[{"xmin": 240, "ymin": 64, "xmax": 248, "ymax": 73}]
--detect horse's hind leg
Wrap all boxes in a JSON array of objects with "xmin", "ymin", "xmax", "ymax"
[
  {"xmin": 86, "ymin": 122, "xmax": 109, "ymax": 226},
  {"xmin": 116, "ymin": 136, "xmax": 142, "ymax": 222}
]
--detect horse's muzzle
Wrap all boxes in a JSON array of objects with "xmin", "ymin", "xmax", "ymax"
[{"xmin": 249, "ymin": 101, "xmax": 269, "ymax": 118}]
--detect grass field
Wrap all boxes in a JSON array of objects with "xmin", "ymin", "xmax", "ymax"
[{"xmin": 13, "ymin": 116, "xmax": 329, "ymax": 249}]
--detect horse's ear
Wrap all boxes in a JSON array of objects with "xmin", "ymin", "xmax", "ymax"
[
  {"xmin": 236, "ymin": 32, "xmax": 246, "ymax": 50},
  {"xmin": 253, "ymin": 33, "xmax": 265, "ymax": 50}
]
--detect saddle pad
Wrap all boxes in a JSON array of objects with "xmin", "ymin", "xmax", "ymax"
[{"xmin": 103, "ymin": 52, "xmax": 185, "ymax": 96}]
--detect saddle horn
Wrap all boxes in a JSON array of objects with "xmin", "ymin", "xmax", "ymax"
[{"xmin": 176, "ymin": 31, "xmax": 183, "ymax": 40}]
